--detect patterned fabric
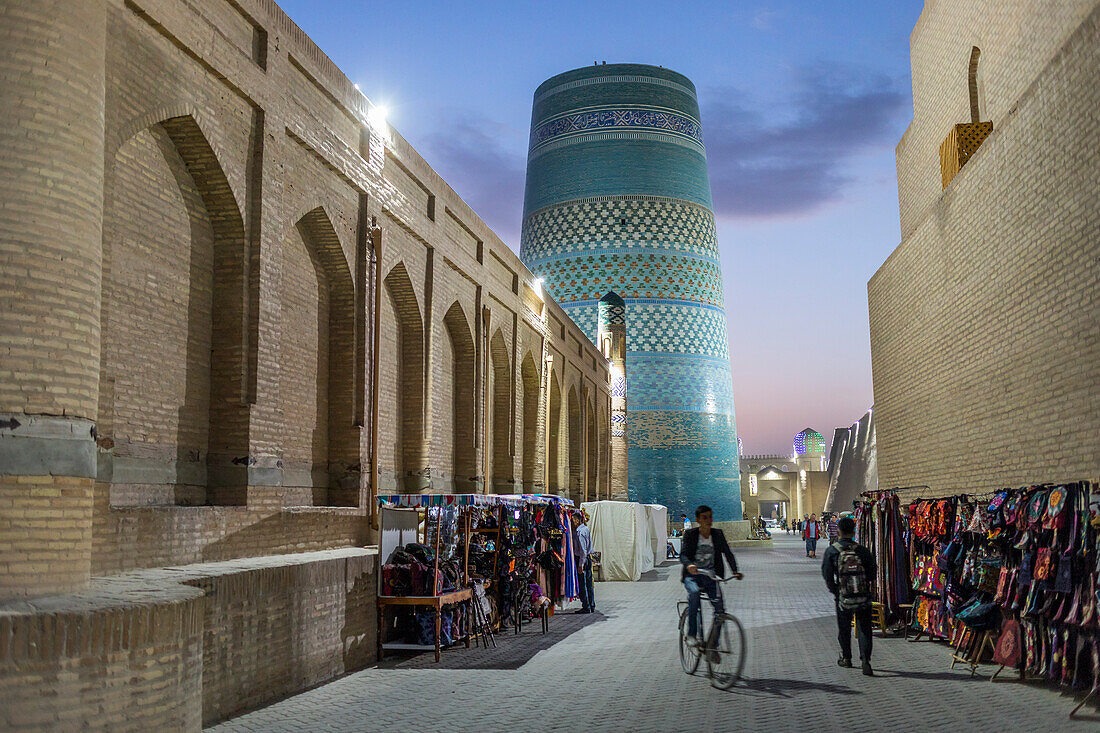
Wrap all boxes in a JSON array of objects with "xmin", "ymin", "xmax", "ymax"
[{"xmin": 378, "ymin": 494, "xmax": 574, "ymax": 508}]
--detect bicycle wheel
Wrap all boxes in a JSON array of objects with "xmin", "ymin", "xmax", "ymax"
[
  {"xmin": 678, "ymin": 605, "xmax": 702, "ymax": 675},
  {"xmin": 705, "ymin": 613, "xmax": 746, "ymax": 689}
]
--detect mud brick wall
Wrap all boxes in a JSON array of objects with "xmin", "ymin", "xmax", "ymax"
[{"xmin": 869, "ymin": 3, "xmax": 1100, "ymax": 499}]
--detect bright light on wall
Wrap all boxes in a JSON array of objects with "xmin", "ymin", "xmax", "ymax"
[
  {"xmin": 533, "ymin": 277, "xmax": 544, "ymax": 300},
  {"xmin": 367, "ymin": 104, "xmax": 390, "ymax": 141}
]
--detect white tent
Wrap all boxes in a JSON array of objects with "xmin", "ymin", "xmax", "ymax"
[
  {"xmin": 644, "ymin": 504, "xmax": 668, "ymax": 564},
  {"xmin": 581, "ymin": 501, "xmax": 654, "ymax": 581}
]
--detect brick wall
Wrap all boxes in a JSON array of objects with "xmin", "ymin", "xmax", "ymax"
[
  {"xmin": 0, "ymin": 0, "xmax": 614, "ymax": 594},
  {"xmin": 0, "ymin": 548, "xmax": 375, "ymax": 730},
  {"xmin": 1, "ymin": 0, "xmax": 617, "ymax": 727},
  {"xmin": 0, "ymin": 477, "xmax": 94, "ymax": 601},
  {"xmin": 896, "ymin": 0, "xmax": 1098, "ymax": 239},
  {"xmin": 188, "ymin": 549, "xmax": 377, "ymax": 725},
  {"xmin": 870, "ymin": 3, "xmax": 1100, "ymax": 499},
  {"xmin": 0, "ymin": 574, "xmax": 205, "ymax": 731}
]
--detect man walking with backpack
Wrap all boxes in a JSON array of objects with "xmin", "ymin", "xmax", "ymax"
[{"xmin": 822, "ymin": 516, "xmax": 877, "ymax": 676}]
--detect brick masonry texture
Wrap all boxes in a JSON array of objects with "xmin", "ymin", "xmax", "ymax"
[
  {"xmin": 0, "ymin": 0, "xmax": 615, "ymax": 727},
  {"xmin": 0, "ymin": 548, "xmax": 375, "ymax": 730},
  {"xmin": 521, "ymin": 64, "xmax": 741, "ymax": 520},
  {"xmin": 869, "ymin": 0, "xmax": 1100, "ymax": 500}
]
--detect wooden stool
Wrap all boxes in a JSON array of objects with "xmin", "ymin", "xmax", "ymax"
[
  {"xmin": 852, "ymin": 602, "xmax": 887, "ymax": 633},
  {"xmin": 898, "ymin": 604, "xmax": 914, "ymax": 640}
]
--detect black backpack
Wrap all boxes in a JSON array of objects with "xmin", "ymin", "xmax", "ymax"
[{"xmin": 835, "ymin": 541, "xmax": 871, "ymax": 610}]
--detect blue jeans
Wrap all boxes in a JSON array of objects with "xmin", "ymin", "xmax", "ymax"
[
  {"xmin": 805, "ymin": 538, "xmax": 818, "ymax": 555},
  {"xmin": 578, "ymin": 558, "xmax": 595, "ymax": 611},
  {"xmin": 683, "ymin": 574, "xmax": 724, "ymax": 638}
]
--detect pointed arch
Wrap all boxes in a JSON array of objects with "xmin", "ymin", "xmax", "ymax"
[
  {"xmin": 567, "ymin": 384, "xmax": 581, "ymax": 503},
  {"xmin": 586, "ymin": 395, "xmax": 598, "ymax": 502},
  {"xmin": 443, "ymin": 302, "xmax": 477, "ymax": 486},
  {"xmin": 489, "ymin": 328, "xmax": 513, "ymax": 490},
  {"xmin": 384, "ymin": 262, "xmax": 425, "ymax": 490},
  {"xmin": 520, "ymin": 352, "xmax": 541, "ymax": 489},
  {"xmin": 548, "ymin": 372, "xmax": 561, "ymax": 493},
  {"xmin": 279, "ymin": 206, "xmax": 357, "ymax": 505},
  {"xmin": 100, "ymin": 113, "xmax": 248, "ymax": 506}
]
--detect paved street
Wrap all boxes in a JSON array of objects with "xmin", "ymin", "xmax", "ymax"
[{"xmin": 211, "ymin": 534, "xmax": 1099, "ymax": 732}]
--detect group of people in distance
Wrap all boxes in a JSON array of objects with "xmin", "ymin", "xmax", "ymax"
[{"xmin": 679, "ymin": 506, "xmax": 877, "ymax": 676}]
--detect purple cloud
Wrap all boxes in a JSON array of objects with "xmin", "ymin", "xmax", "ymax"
[
  {"xmin": 703, "ymin": 66, "xmax": 907, "ymax": 218},
  {"xmin": 419, "ymin": 117, "xmax": 526, "ymax": 247}
]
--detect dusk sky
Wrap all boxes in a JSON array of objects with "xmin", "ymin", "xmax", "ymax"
[{"xmin": 280, "ymin": 0, "xmax": 925, "ymax": 455}]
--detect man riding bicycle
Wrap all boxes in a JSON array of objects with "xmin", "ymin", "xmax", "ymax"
[{"xmin": 681, "ymin": 505, "xmax": 743, "ymax": 645}]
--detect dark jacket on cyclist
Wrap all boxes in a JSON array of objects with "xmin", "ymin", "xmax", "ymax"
[{"xmin": 680, "ymin": 527, "xmax": 738, "ymax": 581}]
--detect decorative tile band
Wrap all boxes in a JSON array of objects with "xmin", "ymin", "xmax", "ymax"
[
  {"xmin": 527, "ymin": 246, "xmax": 720, "ymax": 268},
  {"xmin": 527, "ymin": 129, "xmax": 706, "ymax": 162},
  {"xmin": 556, "ymin": 301, "xmax": 732, "ymax": 361},
  {"xmin": 524, "ymin": 194, "xmax": 716, "ymax": 223},
  {"xmin": 625, "ymin": 354, "xmax": 736, "ymax": 414},
  {"xmin": 562, "ymin": 298, "xmax": 726, "ymax": 313},
  {"xmin": 530, "ymin": 106, "xmax": 704, "ymax": 153},
  {"xmin": 521, "ymin": 197, "xmax": 720, "ymax": 263},
  {"xmin": 534, "ymin": 74, "xmax": 697, "ymax": 104},
  {"xmin": 535, "ymin": 253, "xmax": 726, "ymax": 308}
]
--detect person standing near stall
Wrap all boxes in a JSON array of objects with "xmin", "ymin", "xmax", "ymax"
[
  {"xmin": 571, "ymin": 511, "xmax": 595, "ymax": 614},
  {"xmin": 823, "ymin": 516, "xmax": 876, "ymax": 676}
]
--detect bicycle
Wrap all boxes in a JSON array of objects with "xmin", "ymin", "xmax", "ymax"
[{"xmin": 677, "ymin": 568, "xmax": 746, "ymax": 689}]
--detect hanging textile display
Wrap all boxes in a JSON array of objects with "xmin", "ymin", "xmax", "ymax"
[
  {"xmin": 899, "ymin": 480, "xmax": 1099, "ymax": 711},
  {"xmin": 375, "ymin": 493, "xmax": 578, "ymax": 661},
  {"xmin": 850, "ymin": 489, "xmax": 911, "ymax": 622}
]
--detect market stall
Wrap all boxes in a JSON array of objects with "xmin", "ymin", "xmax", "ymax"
[
  {"xmin": 581, "ymin": 500, "xmax": 654, "ymax": 581},
  {"xmin": 847, "ymin": 480, "xmax": 1099, "ymax": 716},
  {"xmin": 376, "ymin": 493, "xmax": 579, "ymax": 662}
]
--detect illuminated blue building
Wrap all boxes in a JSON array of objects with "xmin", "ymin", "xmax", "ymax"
[{"xmin": 520, "ymin": 63, "xmax": 742, "ymax": 520}]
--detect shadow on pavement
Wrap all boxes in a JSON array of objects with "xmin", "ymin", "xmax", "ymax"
[
  {"xmin": 723, "ymin": 676, "xmax": 862, "ymax": 699},
  {"xmin": 379, "ymin": 608, "xmax": 605, "ymax": 671}
]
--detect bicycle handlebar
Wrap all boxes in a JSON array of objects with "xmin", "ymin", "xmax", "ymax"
[{"xmin": 689, "ymin": 568, "xmax": 739, "ymax": 582}]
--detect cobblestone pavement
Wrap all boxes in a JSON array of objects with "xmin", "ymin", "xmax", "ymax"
[{"xmin": 210, "ymin": 534, "xmax": 1100, "ymax": 732}]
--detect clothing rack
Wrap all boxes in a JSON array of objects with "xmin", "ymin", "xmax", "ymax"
[{"xmin": 901, "ymin": 480, "xmax": 1099, "ymax": 717}]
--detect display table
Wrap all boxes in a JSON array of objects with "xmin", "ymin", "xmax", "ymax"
[{"xmin": 377, "ymin": 588, "xmax": 472, "ymax": 662}]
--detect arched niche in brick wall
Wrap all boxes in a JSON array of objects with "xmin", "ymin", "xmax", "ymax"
[
  {"xmin": 520, "ymin": 352, "xmax": 541, "ymax": 489},
  {"xmin": 968, "ymin": 46, "xmax": 985, "ymax": 123},
  {"xmin": 99, "ymin": 114, "xmax": 248, "ymax": 507},
  {"xmin": 442, "ymin": 302, "xmax": 477, "ymax": 487},
  {"xmin": 489, "ymin": 328, "xmax": 513, "ymax": 490},
  {"xmin": 548, "ymin": 372, "xmax": 562, "ymax": 492},
  {"xmin": 567, "ymin": 384, "xmax": 581, "ymax": 503},
  {"xmin": 281, "ymin": 206, "xmax": 358, "ymax": 506},
  {"xmin": 383, "ymin": 261, "xmax": 426, "ymax": 490},
  {"xmin": 586, "ymin": 395, "xmax": 598, "ymax": 501}
]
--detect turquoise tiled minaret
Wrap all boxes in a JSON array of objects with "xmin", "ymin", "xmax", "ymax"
[{"xmin": 520, "ymin": 63, "xmax": 742, "ymax": 520}]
